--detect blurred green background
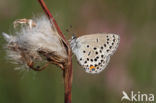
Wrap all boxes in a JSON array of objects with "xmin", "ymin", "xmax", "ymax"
[{"xmin": 0, "ymin": 0, "xmax": 156, "ymax": 103}]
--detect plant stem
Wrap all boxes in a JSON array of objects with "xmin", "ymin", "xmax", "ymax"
[
  {"xmin": 64, "ymin": 52, "xmax": 72, "ymax": 103},
  {"xmin": 37, "ymin": 0, "xmax": 73, "ymax": 103},
  {"xmin": 38, "ymin": 0, "xmax": 69, "ymax": 47}
]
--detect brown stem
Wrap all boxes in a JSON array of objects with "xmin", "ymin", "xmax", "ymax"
[
  {"xmin": 38, "ymin": 0, "xmax": 69, "ymax": 48},
  {"xmin": 38, "ymin": 0, "xmax": 73, "ymax": 103},
  {"xmin": 63, "ymin": 50, "xmax": 72, "ymax": 103}
]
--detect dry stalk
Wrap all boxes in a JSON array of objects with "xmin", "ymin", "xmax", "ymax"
[{"xmin": 38, "ymin": 0, "xmax": 72, "ymax": 103}]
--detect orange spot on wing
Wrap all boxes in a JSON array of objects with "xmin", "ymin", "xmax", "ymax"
[{"xmin": 89, "ymin": 65, "xmax": 96, "ymax": 71}]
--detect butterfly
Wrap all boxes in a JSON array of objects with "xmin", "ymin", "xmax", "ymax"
[{"xmin": 70, "ymin": 33, "xmax": 120, "ymax": 74}]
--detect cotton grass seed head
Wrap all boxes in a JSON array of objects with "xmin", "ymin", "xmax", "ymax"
[{"xmin": 2, "ymin": 15, "xmax": 68, "ymax": 70}]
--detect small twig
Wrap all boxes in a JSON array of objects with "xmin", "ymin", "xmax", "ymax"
[
  {"xmin": 27, "ymin": 61, "xmax": 51, "ymax": 71},
  {"xmin": 38, "ymin": 0, "xmax": 73, "ymax": 103}
]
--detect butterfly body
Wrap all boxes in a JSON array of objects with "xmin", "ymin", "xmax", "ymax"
[{"xmin": 70, "ymin": 33, "xmax": 120, "ymax": 74}]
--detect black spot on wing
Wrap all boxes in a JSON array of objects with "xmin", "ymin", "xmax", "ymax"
[
  {"xmin": 101, "ymin": 46, "xmax": 103, "ymax": 49},
  {"xmin": 90, "ymin": 59, "xmax": 93, "ymax": 62},
  {"xmin": 109, "ymin": 46, "xmax": 112, "ymax": 49},
  {"xmin": 101, "ymin": 55, "xmax": 104, "ymax": 58},
  {"xmin": 96, "ymin": 56, "xmax": 99, "ymax": 59},
  {"xmin": 95, "ymin": 51, "xmax": 98, "ymax": 55},
  {"xmin": 88, "ymin": 51, "xmax": 91, "ymax": 56},
  {"xmin": 94, "ymin": 58, "xmax": 97, "ymax": 61},
  {"xmin": 112, "ymin": 34, "xmax": 114, "ymax": 38},
  {"xmin": 87, "ymin": 58, "xmax": 89, "ymax": 61},
  {"xmin": 80, "ymin": 58, "xmax": 82, "ymax": 61},
  {"xmin": 113, "ymin": 39, "xmax": 115, "ymax": 42},
  {"xmin": 84, "ymin": 61, "xmax": 87, "ymax": 64},
  {"xmin": 93, "ymin": 47, "xmax": 97, "ymax": 50}
]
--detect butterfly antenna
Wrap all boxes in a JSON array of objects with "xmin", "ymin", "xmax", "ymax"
[
  {"xmin": 65, "ymin": 25, "xmax": 76, "ymax": 35},
  {"xmin": 72, "ymin": 34, "xmax": 77, "ymax": 39},
  {"xmin": 69, "ymin": 25, "xmax": 76, "ymax": 36}
]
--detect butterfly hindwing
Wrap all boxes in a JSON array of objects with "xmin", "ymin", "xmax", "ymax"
[{"xmin": 70, "ymin": 33, "xmax": 120, "ymax": 74}]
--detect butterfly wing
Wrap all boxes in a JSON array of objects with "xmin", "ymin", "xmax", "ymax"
[{"xmin": 71, "ymin": 33, "xmax": 120, "ymax": 74}]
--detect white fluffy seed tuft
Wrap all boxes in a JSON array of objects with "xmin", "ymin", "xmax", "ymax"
[{"xmin": 2, "ymin": 15, "xmax": 67, "ymax": 69}]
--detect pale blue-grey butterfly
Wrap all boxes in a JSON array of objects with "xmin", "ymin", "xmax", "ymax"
[{"xmin": 70, "ymin": 33, "xmax": 120, "ymax": 74}]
